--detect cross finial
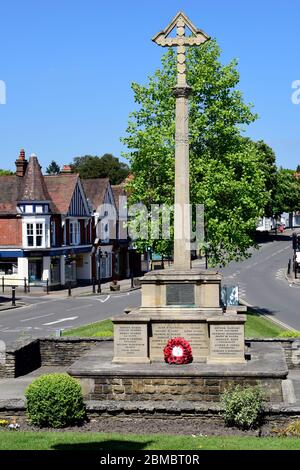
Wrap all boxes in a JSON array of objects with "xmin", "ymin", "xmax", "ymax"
[{"xmin": 152, "ymin": 11, "xmax": 210, "ymax": 86}]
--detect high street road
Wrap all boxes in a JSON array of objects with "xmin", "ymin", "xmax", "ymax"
[
  {"xmin": 221, "ymin": 231, "xmax": 300, "ymax": 330},
  {"xmin": 0, "ymin": 290, "xmax": 141, "ymax": 347},
  {"xmin": 0, "ymin": 231, "xmax": 299, "ymax": 347}
]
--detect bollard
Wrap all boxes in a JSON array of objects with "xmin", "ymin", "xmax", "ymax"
[
  {"xmin": 288, "ymin": 259, "xmax": 291, "ymax": 276},
  {"xmin": 68, "ymin": 281, "xmax": 72, "ymax": 297},
  {"xmin": 24, "ymin": 277, "xmax": 27, "ymax": 294},
  {"xmin": 97, "ymin": 278, "xmax": 101, "ymax": 294},
  {"xmin": 46, "ymin": 279, "xmax": 49, "ymax": 295},
  {"xmin": 131, "ymin": 272, "xmax": 134, "ymax": 289},
  {"xmin": 12, "ymin": 286, "xmax": 16, "ymax": 307},
  {"xmin": 2, "ymin": 276, "xmax": 4, "ymax": 293},
  {"xmin": 92, "ymin": 277, "xmax": 96, "ymax": 294}
]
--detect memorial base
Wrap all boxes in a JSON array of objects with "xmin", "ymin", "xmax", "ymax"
[
  {"xmin": 68, "ymin": 341, "xmax": 288, "ymax": 404},
  {"xmin": 112, "ymin": 268, "xmax": 246, "ymax": 364}
]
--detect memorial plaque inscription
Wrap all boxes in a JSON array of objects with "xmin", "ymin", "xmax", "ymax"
[
  {"xmin": 150, "ymin": 322, "xmax": 208, "ymax": 361},
  {"xmin": 114, "ymin": 323, "xmax": 148, "ymax": 362},
  {"xmin": 209, "ymin": 324, "xmax": 245, "ymax": 362},
  {"xmin": 166, "ymin": 284, "xmax": 195, "ymax": 306}
]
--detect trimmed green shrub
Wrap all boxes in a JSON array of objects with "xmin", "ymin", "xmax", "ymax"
[
  {"xmin": 25, "ymin": 373, "xmax": 86, "ymax": 428},
  {"xmin": 221, "ymin": 385, "xmax": 264, "ymax": 430}
]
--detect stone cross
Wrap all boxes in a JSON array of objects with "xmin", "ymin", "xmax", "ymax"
[{"xmin": 153, "ymin": 12, "xmax": 210, "ymax": 270}]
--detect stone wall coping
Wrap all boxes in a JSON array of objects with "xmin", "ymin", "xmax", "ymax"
[
  {"xmin": 248, "ymin": 338, "xmax": 300, "ymax": 343},
  {"xmin": 4, "ymin": 336, "xmax": 113, "ymax": 353},
  {"xmin": 6, "ymin": 338, "xmax": 40, "ymax": 354},
  {"xmin": 39, "ymin": 337, "xmax": 113, "ymax": 343},
  {"xmin": 208, "ymin": 315, "xmax": 247, "ymax": 323},
  {"xmin": 2, "ymin": 399, "xmax": 300, "ymax": 417},
  {"xmin": 70, "ymin": 369, "xmax": 287, "ymax": 378}
]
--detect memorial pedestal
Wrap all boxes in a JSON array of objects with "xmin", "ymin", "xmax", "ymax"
[{"xmin": 112, "ymin": 269, "xmax": 247, "ymax": 364}]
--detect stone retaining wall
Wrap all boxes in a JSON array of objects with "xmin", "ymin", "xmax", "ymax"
[
  {"xmin": 0, "ymin": 336, "xmax": 299, "ymax": 379},
  {"xmin": 0, "ymin": 339, "xmax": 40, "ymax": 378},
  {"xmin": 0, "ymin": 337, "xmax": 112, "ymax": 378},
  {"xmin": 249, "ymin": 338, "xmax": 300, "ymax": 369},
  {"xmin": 75, "ymin": 375, "xmax": 283, "ymax": 403},
  {"xmin": 1, "ymin": 400, "xmax": 300, "ymax": 430},
  {"xmin": 39, "ymin": 337, "xmax": 113, "ymax": 367}
]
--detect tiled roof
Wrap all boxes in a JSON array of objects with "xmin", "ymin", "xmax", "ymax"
[
  {"xmin": 81, "ymin": 178, "xmax": 109, "ymax": 211},
  {"xmin": 111, "ymin": 184, "xmax": 127, "ymax": 214},
  {"xmin": 0, "ymin": 176, "xmax": 21, "ymax": 214},
  {"xmin": 19, "ymin": 156, "xmax": 50, "ymax": 202},
  {"xmin": 44, "ymin": 174, "xmax": 79, "ymax": 214},
  {"xmin": 0, "ymin": 163, "xmax": 79, "ymax": 215}
]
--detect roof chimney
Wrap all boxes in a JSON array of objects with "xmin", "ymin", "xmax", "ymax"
[
  {"xmin": 60, "ymin": 165, "xmax": 73, "ymax": 174},
  {"xmin": 15, "ymin": 149, "xmax": 28, "ymax": 177}
]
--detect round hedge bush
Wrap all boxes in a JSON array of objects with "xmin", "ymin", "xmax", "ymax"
[
  {"xmin": 25, "ymin": 373, "xmax": 86, "ymax": 428},
  {"xmin": 221, "ymin": 385, "xmax": 264, "ymax": 430}
]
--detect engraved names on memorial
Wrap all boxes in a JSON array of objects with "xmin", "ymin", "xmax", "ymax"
[
  {"xmin": 114, "ymin": 323, "xmax": 148, "ymax": 361},
  {"xmin": 150, "ymin": 322, "xmax": 208, "ymax": 360},
  {"xmin": 209, "ymin": 324, "xmax": 245, "ymax": 361}
]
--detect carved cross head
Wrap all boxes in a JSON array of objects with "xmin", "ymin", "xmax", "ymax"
[{"xmin": 152, "ymin": 11, "xmax": 210, "ymax": 86}]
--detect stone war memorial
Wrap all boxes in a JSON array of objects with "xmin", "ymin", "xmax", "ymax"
[{"xmin": 69, "ymin": 12, "xmax": 288, "ymax": 403}]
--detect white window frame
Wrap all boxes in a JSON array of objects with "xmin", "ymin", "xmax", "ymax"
[
  {"xmin": 70, "ymin": 220, "xmax": 80, "ymax": 246},
  {"xmin": 25, "ymin": 222, "xmax": 45, "ymax": 248},
  {"xmin": 51, "ymin": 221, "xmax": 56, "ymax": 246}
]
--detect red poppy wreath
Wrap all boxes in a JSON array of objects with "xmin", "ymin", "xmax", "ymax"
[{"xmin": 164, "ymin": 337, "xmax": 193, "ymax": 365}]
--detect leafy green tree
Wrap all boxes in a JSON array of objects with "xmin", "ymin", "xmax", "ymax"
[
  {"xmin": 0, "ymin": 169, "xmax": 14, "ymax": 175},
  {"xmin": 122, "ymin": 41, "xmax": 269, "ymax": 266},
  {"xmin": 71, "ymin": 154, "xmax": 130, "ymax": 185},
  {"xmin": 251, "ymin": 140, "xmax": 277, "ymax": 217},
  {"xmin": 46, "ymin": 160, "xmax": 60, "ymax": 175},
  {"xmin": 273, "ymin": 168, "xmax": 300, "ymax": 216}
]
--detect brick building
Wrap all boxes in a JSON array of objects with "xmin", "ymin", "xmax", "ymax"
[
  {"xmin": 82, "ymin": 179, "xmax": 131, "ymax": 281},
  {"xmin": 0, "ymin": 151, "xmax": 93, "ymax": 288}
]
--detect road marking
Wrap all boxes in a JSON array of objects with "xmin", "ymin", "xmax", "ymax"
[
  {"xmin": 43, "ymin": 316, "xmax": 78, "ymax": 326},
  {"xmin": 20, "ymin": 312, "xmax": 57, "ymax": 322},
  {"xmin": 109, "ymin": 293, "xmax": 131, "ymax": 299},
  {"xmin": 65, "ymin": 304, "xmax": 93, "ymax": 312},
  {"xmin": 97, "ymin": 295, "xmax": 110, "ymax": 303}
]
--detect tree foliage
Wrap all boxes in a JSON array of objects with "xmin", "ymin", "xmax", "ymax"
[
  {"xmin": 122, "ymin": 41, "xmax": 269, "ymax": 266},
  {"xmin": 273, "ymin": 168, "xmax": 300, "ymax": 216},
  {"xmin": 46, "ymin": 160, "xmax": 60, "ymax": 175},
  {"xmin": 71, "ymin": 154, "xmax": 130, "ymax": 185},
  {"xmin": 251, "ymin": 140, "xmax": 277, "ymax": 217},
  {"xmin": 0, "ymin": 169, "xmax": 14, "ymax": 175}
]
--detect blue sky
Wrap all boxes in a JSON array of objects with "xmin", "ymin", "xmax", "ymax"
[{"xmin": 0, "ymin": 0, "xmax": 299, "ymax": 171}]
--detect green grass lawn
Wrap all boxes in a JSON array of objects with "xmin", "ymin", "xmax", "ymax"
[
  {"xmin": 63, "ymin": 311, "xmax": 293, "ymax": 339},
  {"xmin": 62, "ymin": 319, "xmax": 113, "ymax": 337},
  {"xmin": 245, "ymin": 310, "xmax": 288, "ymax": 338},
  {"xmin": 1, "ymin": 431, "xmax": 300, "ymax": 450}
]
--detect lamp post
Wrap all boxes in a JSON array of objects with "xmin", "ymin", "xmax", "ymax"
[
  {"xmin": 97, "ymin": 249, "xmax": 102, "ymax": 294},
  {"xmin": 97, "ymin": 249, "xmax": 108, "ymax": 294},
  {"xmin": 128, "ymin": 245, "xmax": 135, "ymax": 289}
]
